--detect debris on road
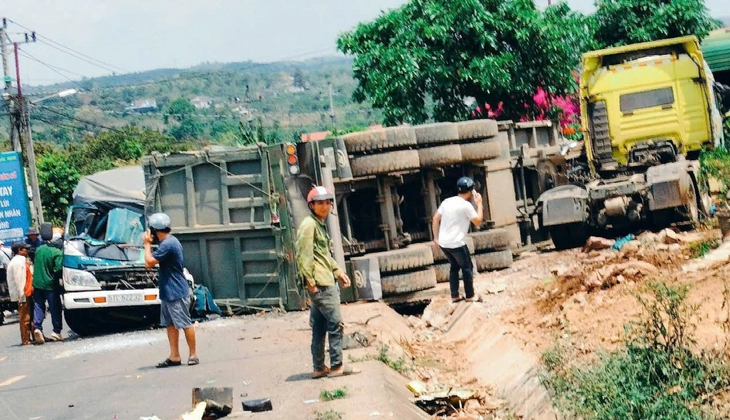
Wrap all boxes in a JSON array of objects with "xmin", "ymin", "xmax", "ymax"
[
  {"xmin": 342, "ymin": 330, "xmax": 374, "ymax": 349},
  {"xmin": 242, "ymin": 398, "xmax": 273, "ymax": 412},
  {"xmin": 192, "ymin": 387, "xmax": 233, "ymax": 419},
  {"xmin": 181, "ymin": 402, "xmax": 206, "ymax": 420},
  {"xmin": 582, "ymin": 236, "xmax": 615, "ymax": 251}
]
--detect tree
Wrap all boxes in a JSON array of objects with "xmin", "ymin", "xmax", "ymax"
[
  {"xmin": 337, "ymin": 0, "xmax": 592, "ymax": 124},
  {"xmin": 37, "ymin": 150, "xmax": 81, "ymax": 225},
  {"xmin": 593, "ymin": 0, "xmax": 719, "ymax": 49},
  {"xmin": 164, "ymin": 98, "xmax": 204, "ymax": 140},
  {"xmin": 35, "ymin": 126, "xmax": 194, "ymax": 224},
  {"xmin": 165, "ymin": 97, "xmax": 196, "ymax": 122},
  {"xmin": 293, "ymin": 67, "xmax": 307, "ymax": 89}
]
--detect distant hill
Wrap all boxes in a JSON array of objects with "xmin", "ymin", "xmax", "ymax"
[
  {"xmin": 718, "ymin": 16, "xmax": 730, "ymax": 27},
  {"xmin": 16, "ymin": 55, "xmax": 382, "ymax": 146}
]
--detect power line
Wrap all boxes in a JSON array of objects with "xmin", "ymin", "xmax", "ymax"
[
  {"xmin": 32, "ymin": 114, "xmax": 92, "ymax": 133},
  {"xmin": 7, "ymin": 18, "xmax": 128, "ymax": 73},
  {"xmin": 36, "ymin": 39, "xmax": 120, "ymax": 74},
  {"xmin": 33, "ymin": 104, "xmax": 122, "ymax": 132},
  {"xmin": 17, "ymin": 48, "xmax": 88, "ymax": 93}
]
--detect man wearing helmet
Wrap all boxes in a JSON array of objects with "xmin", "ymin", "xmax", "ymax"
[
  {"xmin": 432, "ymin": 177, "xmax": 483, "ymax": 303},
  {"xmin": 295, "ymin": 186, "xmax": 360, "ymax": 378},
  {"xmin": 143, "ymin": 212, "xmax": 199, "ymax": 368}
]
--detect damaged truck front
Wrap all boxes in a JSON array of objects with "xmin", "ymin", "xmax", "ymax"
[{"xmin": 62, "ymin": 166, "xmax": 163, "ymax": 335}]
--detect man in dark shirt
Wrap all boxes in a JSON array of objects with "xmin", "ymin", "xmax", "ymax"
[
  {"xmin": 143, "ymin": 213, "xmax": 198, "ymax": 368},
  {"xmin": 25, "ymin": 228, "xmax": 43, "ymax": 262}
]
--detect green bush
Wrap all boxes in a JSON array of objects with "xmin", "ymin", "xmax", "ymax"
[{"xmin": 541, "ymin": 283, "xmax": 730, "ymax": 420}]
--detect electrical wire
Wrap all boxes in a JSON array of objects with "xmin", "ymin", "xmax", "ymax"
[
  {"xmin": 17, "ymin": 48, "xmax": 88, "ymax": 93},
  {"xmin": 31, "ymin": 114, "xmax": 92, "ymax": 133},
  {"xmin": 7, "ymin": 18, "xmax": 128, "ymax": 73},
  {"xmin": 34, "ymin": 105, "xmax": 122, "ymax": 132}
]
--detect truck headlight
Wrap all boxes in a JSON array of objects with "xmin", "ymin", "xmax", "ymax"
[{"xmin": 63, "ymin": 268, "xmax": 101, "ymax": 291}]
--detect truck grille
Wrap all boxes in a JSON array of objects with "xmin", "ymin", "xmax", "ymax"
[
  {"xmin": 589, "ymin": 101, "xmax": 613, "ymax": 163},
  {"xmin": 89, "ymin": 267, "xmax": 158, "ymax": 291}
]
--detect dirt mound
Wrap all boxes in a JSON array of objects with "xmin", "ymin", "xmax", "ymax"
[{"xmin": 535, "ymin": 230, "xmax": 715, "ymax": 313}]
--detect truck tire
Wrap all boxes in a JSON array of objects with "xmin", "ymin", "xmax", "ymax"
[
  {"xmin": 433, "ymin": 262, "xmax": 450, "ymax": 283},
  {"xmin": 460, "ymin": 141, "xmax": 501, "ymax": 162},
  {"xmin": 431, "ymin": 237, "xmax": 475, "ymax": 262},
  {"xmin": 473, "ymin": 249, "xmax": 513, "ymax": 271},
  {"xmin": 414, "ymin": 123, "xmax": 460, "ymax": 145},
  {"xmin": 433, "ymin": 258, "xmax": 478, "ymax": 283},
  {"xmin": 370, "ymin": 245, "xmax": 434, "ymax": 274},
  {"xmin": 468, "ymin": 229, "xmax": 511, "ymax": 252},
  {"xmin": 456, "ymin": 120, "xmax": 499, "ymax": 140},
  {"xmin": 349, "ymin": 150, "xmax": 420, "ymax": 177},
  {"xmin": 381, "ymin": 267, "xmax": 438, "ymax": 296},
  {"xmin": 65, "ymin": 310, "xmax": 97, "ymax": 337},
  {"xmin": 0, "ymin": 311, "xmax": 4, "ymax": 326},
  {"xmin": 549, "ymin": 223, "xmax": 589, "ymax": 250},
  {"xmin": 418, "ymin": 144, "xmax": 463, "ymax": 167},
  {"xmin": 342, "ymin": 127, "xmax": 417, "ymax": 153}
]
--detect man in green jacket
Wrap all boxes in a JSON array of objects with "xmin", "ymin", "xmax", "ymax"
[
  {"xmin": 296, "ymin": 186, "xmax": 360, "ymax": 379},
  {"xmin": 32, "ymin": 241, "xmax": 64, "ymax": 344}
]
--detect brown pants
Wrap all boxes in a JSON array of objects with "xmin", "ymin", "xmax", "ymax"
[{"xmin": 17, "ymin": 299, "xmax": 33, "ymax": 345}]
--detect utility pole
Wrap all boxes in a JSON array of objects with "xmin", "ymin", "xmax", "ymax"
[
  {"xmin": 14, "ymin": 42, "xmax": 42, "ymax": 224},
  {"xmin": 0, "ymin": 20, "xmax": 21, "ymax": 152},
  {"xmin": 328, "ymin": 82, "xmax": 336, "ymax": 125}
]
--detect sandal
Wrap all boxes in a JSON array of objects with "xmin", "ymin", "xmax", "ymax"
[
  {"xmin": 156, "ymin": 358, "xmax": 182, "ymax": 368},
  {"xmin": 187, "ymin": 356, "xmax": 200, "ymax": 366},
  {"xmin": 312, "ymin": 366, "xmax": 329, "ymax": 379},
  {"xmin": 329, "ymin": 365, "xmax": 361, "ymax": 377}
]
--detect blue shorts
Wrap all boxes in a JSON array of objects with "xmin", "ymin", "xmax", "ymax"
[{"xmin": 160, "ymin": 296, "xmax": 192, "ymax": 329}]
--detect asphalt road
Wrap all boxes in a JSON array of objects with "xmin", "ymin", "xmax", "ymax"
[{"xmin": 0, "ymin": 306, "xmax": 425, "ymax": 420}]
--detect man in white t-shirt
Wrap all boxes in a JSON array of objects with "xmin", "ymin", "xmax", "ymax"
[{"xmin": 432, "ymin": 177, "xmax": 483, "ymax": 302}]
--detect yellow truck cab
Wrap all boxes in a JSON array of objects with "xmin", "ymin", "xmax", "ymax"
[
  {"xmin": 581, "ymin": 35, "xmax": 724, "ymax": 173},
  {"xmin": 538, "ymin": 36, "xmax": 722, "ymax": 250}
]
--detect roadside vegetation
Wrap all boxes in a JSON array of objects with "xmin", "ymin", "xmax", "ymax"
[
  {"xmin": 541, "ymin": 282, "xmax": 730, "ymax": 419},
  {"xmin": 312, "ymin": 409, "xmax": 343, "ymax": 420},
  {"xmin": 319, "ymin": 387, "xmax": 348, "ymax": 402}
]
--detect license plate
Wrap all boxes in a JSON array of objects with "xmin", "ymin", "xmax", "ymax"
[{"xmin": 108, "ymin": 294, "xmax": 142, "ymax": 302}]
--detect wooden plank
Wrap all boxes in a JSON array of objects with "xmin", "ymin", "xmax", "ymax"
[
  {"xmin": 226, "ymin": 174, "xmax": 263, "ymax": 186},
  {"xmin": 242, "ymin": 273, "xmax": 279, "ymax": 284},
  {"xmin": 228, "ymin": 197, "xmax": 266, "ymax": 209},
  {"xmin": 185, "ymin": 166, "xmax": 196, "ymax": 227},
  {"xmin": 241, "ymin": 250, "xmax": 278, "ymax": 261},
  {"xmin": 220, "ymin": 161, "xmax": 231, "ymax": 225}
]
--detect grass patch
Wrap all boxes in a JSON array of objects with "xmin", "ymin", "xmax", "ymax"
[
  {"xmin": 700, "ymin": 146, "xmax": 730, "ymax": 203},
  {"xmin": 313, "ymin": 409, "xmax": 343, "ymax": 420},
  {"xmin": 541, "ymin": 282, "xmax": 730, "ymax": 420},
  {"xmin": 689, "ymin": 239, "xmax": 720, "ymax": 259},
  {"xmin": 377, "ymin": 343, "xmax": 411, "ymax": 374},
  {"xmin": 319, "ymin": 387, "xmax": 348, "ymax": 401},
  {"xmin": 348, "ymin": 343, "xmax": 412, "ymax": 374}
]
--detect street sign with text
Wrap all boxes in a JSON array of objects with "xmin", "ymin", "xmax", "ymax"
[{"xmin": 0, "ymin": 152, "xmax": 31, "ymax": 244}]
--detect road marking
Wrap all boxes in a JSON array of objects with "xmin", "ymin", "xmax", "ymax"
[{"xmin": 0, "ymin": 375, "xmax": 26, "ymax": 387}]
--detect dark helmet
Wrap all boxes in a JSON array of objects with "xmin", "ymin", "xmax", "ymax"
[
  {"xmin": 456, "ymin": 177, "xmax": 475, "ymax": 193},
  {"xmin": 307, "ymin": 186, "xmax": 334, "ymax": 203}
]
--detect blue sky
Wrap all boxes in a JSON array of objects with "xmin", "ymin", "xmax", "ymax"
[{"xmin": 3, "ymin": 0, "xmax": 729, "ymax": 86}]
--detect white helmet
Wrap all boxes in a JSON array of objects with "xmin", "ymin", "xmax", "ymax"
[{"xmin": 148, "ymin": 213, "xmax": 171, "ymax": 231}]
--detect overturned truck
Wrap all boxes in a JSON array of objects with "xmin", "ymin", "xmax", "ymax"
[{"xmin": 143, "ymin": 119, "xmax": 523, "ymax": 311}]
